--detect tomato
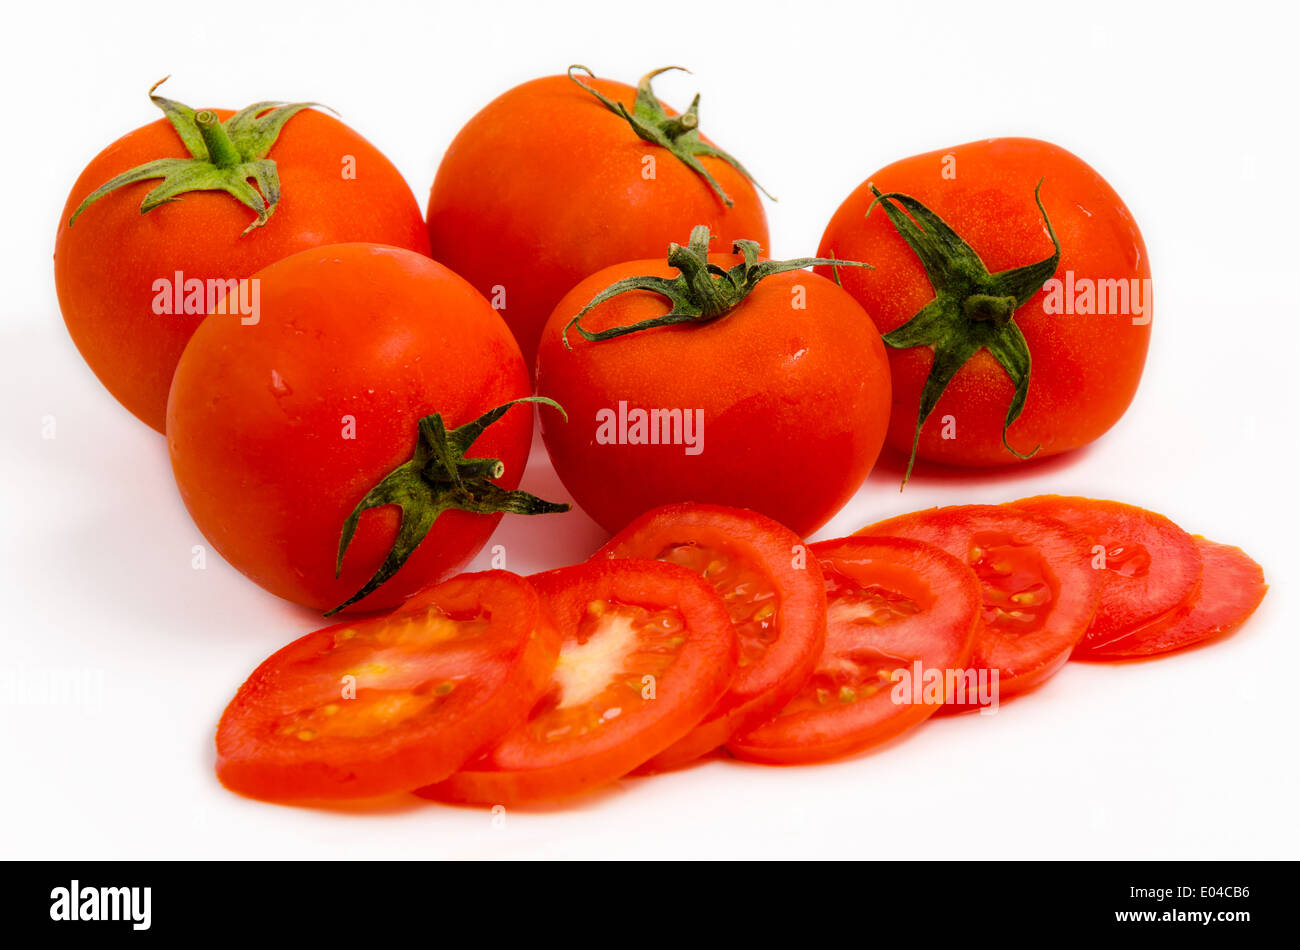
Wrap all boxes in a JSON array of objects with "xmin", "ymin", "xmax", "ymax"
[
  {"xmin": 536, "ymin": 228, "xmax": 892, "ymax": 536},
  {"xmin": 728, "ymin": 537, "xmax": 980, "ymax": 764},
  {"xmin": 55, "ymin": 82, "xmax": 430, "ymax": 432},
  {"xmin": 1078, "ymin": 538, "xmax": 1266, "ymax": 659},
  {"xmin": 426, "ymin": 66, "xmax": 769, "ymax": 367},
  {"xmin": 417, "ymin": 559, "xmax": 737, "ymax": 804},
  {"xmin": 168, "ymin": 243, "xmax": 567, "ymax": 614},
  {"xmin": 1012, "ymin": 496, "xmax": 1202, "ymax": 652},
  {"xmin": 216, "ymin": 571, "xmax": 561, "ymax": 801},
  {"xmin": 593, "ymin": 504, "xmax": 826, "ymax": 771},
  {"xmin": 857, "ymin": 505, "xmax": 1099, "ymax": 708},
  {"xmin": 817, "ymin": 138, "xmax": 1150, "ymax": 480}
]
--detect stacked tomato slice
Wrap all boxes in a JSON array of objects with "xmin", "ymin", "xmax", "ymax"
[{"xmin": 216, "ymin": 497, "xmax": 1266, "ymax": 806}]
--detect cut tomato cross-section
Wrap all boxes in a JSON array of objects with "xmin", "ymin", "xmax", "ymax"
[
  {"xmin": 857, "ymin": 505, "xmax": 1099, "ymax": 710},
  {"xmin": 594, "ymin": 503, "xmax": 827, "ymax": 771},
  {"xmin": 417, "ymin": 559, "xmax": 738, "ymax": 804},
  {"xmin": 216, "ymin": 570, "xmax": 561, "ymax": 801},
  {"xmin": 1077, "ymin": 537, "xmax": 1266, "ymax": 659},
  {"xmin": 728, "ymin": 536, "xmax": 980, "ymax": 764}
]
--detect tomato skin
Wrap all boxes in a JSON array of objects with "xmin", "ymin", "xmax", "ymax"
[
  {"xmin": 593, "ymin": 503, "xmax": 827, "ymax": 771},
  {"xmin": 419, "ymin": 559, "xmax": 738, "ymax": 804},
  {"xmin": 728, "ymin": 536, "xmax": 981, "ymax": 764},
  {"xmin": 426, "ymin": 73, "xmax": 769, "ymax": 368},
  {"xmin": 536, "ymin": 257, "xmax": 892, "ymax": 536},
  {"xmin": 817, "ymin": 137, "xmax": 1150, "ymax": 466},
  {"xmin": 857, "ymin": 505, "xmax": 1100, "ymax": 708},
  {"xmin": 167, "ymin": 244, "xmax": 532, "ymax": 613},
  {"xmin": 55, "ymin": 109, "xmax": 430, "ymax": 432},
  {"xmin": 217, "ymin": 571, "xmax": 561, "ymax": 802},
  {"xmin": 1011, "ymin": 495, "xmax": 1202, "ymax": 649},
  {"xmin": 1078, "ymin": 538, "xmax": 1266, "ymax": 659}
]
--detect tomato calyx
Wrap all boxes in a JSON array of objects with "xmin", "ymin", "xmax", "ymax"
[
  {"xmin": 328, "ymin": 397, "xmax": 570, "ymax": 616},
  {"xmin": 562, "ymin": 225, "xmax": 872, "ymax": 348},
  {"xmin": 867, "ymin": 181, "xmax": 1062, "ymax": 487},
  {"xmin": 567, "ymin": 65, "xmax": 774, "ymax": 208},
  {"xmin": 67, "ymin": 77, "xmax": 325, "ymax": 235}
]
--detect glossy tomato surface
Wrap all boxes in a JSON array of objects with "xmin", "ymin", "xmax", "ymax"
[
  {"xmin": 1012, "ymin": 495, "xmax": 1202, "ymax": 650},
  {"xmin": 537, "ymin": 256, "xmax": 891, "ymax": 536},
  {"xmin": 426, "ymin": 72, "xmax": 768, "ymax": 367},
  {"xmin": 817, "ymin": 138, "xmax": 1150, "ymax": 466},
  {"xmin": 729, "ymin": 536, "xmax": 980, "ymax": 764},
  {"xmin": 217, "ymin": 571, "xmax": 560, "ymax": 801},
  {"xmin": 1078, "ymin": 538, "xmax": 1266, "ymax": 659},
  {"xmin": 418, "ymin": 559, "xmax": 737, "ymax": 804},
  {"xmin": 56, "ymin": 108, "xmax": 430, "ymax": 431},
  {"xmin": 594, "ymin": 503, "xmax": 827, "ymax": 771},
  {"xmin": 858, "ymin": 505, "xmax": 1099, "ymax": 709},
  {"xmin": 167, "ymin": 244, "xmax": 532, "ymax": 613}
]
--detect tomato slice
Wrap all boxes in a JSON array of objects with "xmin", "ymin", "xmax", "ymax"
[
  {"xmin": 216, "ymin": 571, "xmax": 560, "ymax": 801},
  {"xmin": 728, "ymin": 537, "xmax": 980, "ymax": 764},
  {"xmin": 1077, "ymin": 537, "xmax": 1266, "ymax": 659},
  {"xmin": 593, "ymin": 503, "xmax": 826, "ymax": 771},
  {"xmin": 417, "ymin": 559, "xmax": 738, "ymax": 804},
  {"xmin": 1012, "ymin": 495, "xmax": 1202, "ymax": 652},
  {"xmin": 857, "ymin": 505, "xmax": 1099, "ymax": 709}
]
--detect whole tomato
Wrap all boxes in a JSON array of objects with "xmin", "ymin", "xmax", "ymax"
[
  {"xmin": 167, "ymin": 243, "xmax": 566, "ymax": 615},
  {"xmin": 817, "ymin": 137, "xmax": 1151, "ymax": 481},
  {"xmin": 536, "ymin": 227, "xmax": 891, "ymax": 536},
  {"xmin": 427, "ymin": 66, "xmax": 770, "ymax": 368},
  {"xmin": 56, "ymin": 81, "xmax": 430, "ymax": 432}
]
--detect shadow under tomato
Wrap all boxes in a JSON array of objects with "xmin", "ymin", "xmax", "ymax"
[{"xmin": 866, "ymin": 439, "xmax": 1101, "ymax": 490}]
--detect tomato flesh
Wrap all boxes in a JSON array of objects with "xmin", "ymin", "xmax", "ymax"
[
  {"xmin": 216, "ymin": 571, "xmax": 559, "ymax": 801},
  {"xmin": 728, "ymin": 537, "xmax": 980, "ymax": 764},
  {"xmin": 1077, "ymin": 538, "xmax": 1266, "ymax": 659},
  {"xmin": 418, "ymin": 559, "xmax": 737, "ymax": 804},
  {"xmin": 858, "ymin": 505, "xmax": 1099, "ymax": 709},
  {"xmin": 1013, "ymin": 496, "xmax": 1202, "ymax": 651},
  {"xmin": 594, "ymin": 504, "xmax": 826, "ymax": 772}
]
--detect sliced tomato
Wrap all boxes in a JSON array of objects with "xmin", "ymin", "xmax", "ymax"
[
  {"xmin": 593, "ymin": 504, "xmax": 826, "ymax": 772},
  {"xmin": 216, "ymin": 571, "xmax": 560, "ymax": 801},
  {"xmin": 1012, "ymin": 495, "xmax": 1202, "ymax": 652},
  {"xmin": 857, "ymin": 505, "xmax": 1099, "ymax": 709},
  {"xmin": 417, "ymin": 559, "xmax": 738, "ymax": 804},
  {"xmin": 1077, "ymin": 537, "xmax": 1266, "ymax": 659},
  {"xmin": 728, "ymin": 537, "xmax": 980, "ymax": 764}
]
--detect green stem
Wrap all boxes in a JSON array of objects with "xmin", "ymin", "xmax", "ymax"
[{"xmin": 194, "ymin": 110, "xmax": 241, "ymax": 167}]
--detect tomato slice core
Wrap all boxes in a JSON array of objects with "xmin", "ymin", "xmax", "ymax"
[
  {"xmin": 727, "ymin": 537, "xmax": 980, "ymax": 764},
  {"xmin": 593, "ymin": 504, "xmax": 827, "ymax": 771},
  {"xmin": 417, "ymin": 559, "xmax": 737, "ymax": 804}
]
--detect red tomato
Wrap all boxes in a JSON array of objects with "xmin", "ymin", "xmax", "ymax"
[
  {"xmin": 216, "ymin": 571, "xmax": 561, "ymax": 801},
  {"xmin": 857, "ymin": 505, "xmax": 1099, "ymax": 709},
  {"xmin": 417, "ymin": 559, "xmax": 738, "ymax": 804},
  {"xmin": 1078, "ymin": 538, "xmax": 1266, "ymax": 659},
  {"xmin": 56, "ymin": 84, "xmax": 430, "ymax": 431},
  {"xmin": 536, "ymin": 233, "xmax": 892, "ymax": 536},
  {"xmin": 729, "ymin": 537, "xmax": 980, "ymax": 764},
  {"xmin": 167, "ymin": 243, "xmax": 561, "ymax": 614},
  {"xmin": 1012, "ymin": 496, "xmax": 1202, "ymax": 651},
  {"xmin": 593, "ymin": 504, "xmax": 827, "ymax": 771},
  {"xmin": 817, "ymin": 138, "xmax": 1150, "ymax": 477},
  {"xmin": 426, "ymin": 67, "xmax": 770, "ymax": 367}
]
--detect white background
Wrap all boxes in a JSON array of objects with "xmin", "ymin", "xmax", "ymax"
[{"xmin": 2, "ymin": 0, "xmax": 1297, "ymax": 859}]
